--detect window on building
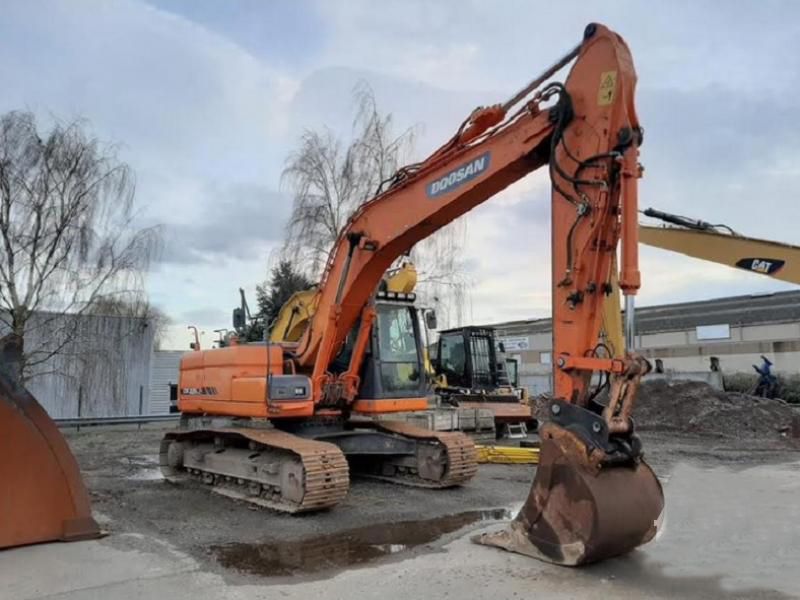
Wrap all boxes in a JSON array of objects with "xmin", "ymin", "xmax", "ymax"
[
  {"xmin": 696, "ymin": 324, "xmax": 730, "ymax": 341},
  {"xmin": 539, "ymin": 351, "xmax": 552, "ymax": 364}
]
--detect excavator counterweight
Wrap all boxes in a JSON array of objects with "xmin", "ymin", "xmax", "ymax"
[{"xmin": 0, "ymin": 335, "xmax": 101, "ymax": 549}]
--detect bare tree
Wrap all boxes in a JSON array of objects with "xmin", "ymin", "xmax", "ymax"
[
  {"xmin": 281, "ymin": 82, "xmax": 416, "ymax": 277},
  {"xmin": 280, "ymin": 83, "xmax": 468, "ymax": 327},
  {"xmin": 410, "ymin": 220, "xmax": 471, "ymax": 328},
  {"xmin": 90, "ymin": 297, "xmax": 171, "ymax": 350},
  {"xmin": 0, "ymin": 111, "xmax": 161, "ymax": 381}
]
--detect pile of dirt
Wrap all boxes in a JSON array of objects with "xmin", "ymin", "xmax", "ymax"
[{"xmin": 634, "ymin": 380, "xmax": 799, "ymax": 440}]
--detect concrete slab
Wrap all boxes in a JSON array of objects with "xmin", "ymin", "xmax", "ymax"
[
  {"xmin": 2, "ymin": 461, "xmax": 798, "ymax": 600},
  {"xmin": 0, "ymin": 534, "xmax": 201, "ymax": 600}
]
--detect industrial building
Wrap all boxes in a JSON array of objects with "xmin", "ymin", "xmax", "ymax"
[
  {"xmin": 488, "ymin": 290, "xmax": 800, "ymax": 394},
  {"xmin": 27, "ymin": 291, "xmax": 800, "ymax": 417},
  {"xmin": 5, "ymin": 312, "xmax": 155, "ymax": 419}
]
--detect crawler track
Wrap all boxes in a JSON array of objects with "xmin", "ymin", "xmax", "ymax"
[
  {"xmin": 160, "ymin": 428, "xmax": 349, "ymax": 513},
  {"xmin": 353, "ymin": 420, "xmax": 478, "ymax": 488}
]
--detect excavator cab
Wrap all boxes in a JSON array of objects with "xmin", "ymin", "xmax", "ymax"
[
  {"xmin": 503, "ymin": 356, "xmax": 520, "ymax": 388},
  {"xmin": 433, "ymin": 326, "xmax": 524, "ymax": 397},
  {"xmin": 357, "ymin": 292, "xmax": 428, "ymax": 401},
  {"xmin": 431, "ymin": 327, "xmax": 531, "ymax": 426},
  {"xmin": 435, "ymin": 327, "xmax": 501, "ymax": 391}
]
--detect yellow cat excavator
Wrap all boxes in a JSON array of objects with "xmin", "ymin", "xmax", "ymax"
[{"xmin": 640, "ymin": 207, "xmax": 800, "ymax": 284}]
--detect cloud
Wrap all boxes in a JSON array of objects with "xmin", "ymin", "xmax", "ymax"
[
  {"xmin": 0, "ymin": 0, "xmax": 302, "ymax": 339},
  {"xmin": 4, "ymin": 0, "xmax": 800, "ymax": 347},
  {"xmin": 158, "ymin": 184, "xmax": 291, "ymax": 266},
  {"xmin": 180, "ymin": 307, "xmax": 230, "ymax": 326}
]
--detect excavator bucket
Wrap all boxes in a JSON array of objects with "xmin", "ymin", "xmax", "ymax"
[
  {"xmin": 475, "ymin": 435, "xmax": 664, "ymax": 566},
  {"xmin": 0, "ymin": 335, "xmax": 100, "ymax": 549}
]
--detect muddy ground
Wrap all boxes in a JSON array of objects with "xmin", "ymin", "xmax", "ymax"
[{"xmin": 63, "ymin": 421, "xmax": 799, "ymax": 585}]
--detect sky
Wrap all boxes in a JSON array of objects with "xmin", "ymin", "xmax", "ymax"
[{"xmin": 2, "ymin": 0, "xmax": 799, "ymax": 349}]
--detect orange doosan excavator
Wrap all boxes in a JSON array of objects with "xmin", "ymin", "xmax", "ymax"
[
  {"xmin": 0, "ymin": 22, "xmax": 662, "ymax": 566},
  {"xmin": 159, "ymin": 23, "xmax": 663, "ymax": 566}
]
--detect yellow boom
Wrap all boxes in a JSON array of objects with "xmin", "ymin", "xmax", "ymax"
[
  {"xmin": 639, "ymin": 226, "xmax": 800, "ymax": 285},
  {"xmin": 269, "ymin": 262, "xmax": 418, "ymax": 343},
  {"xmin": 604, "ymin": 208, "xmax": 800, "ymax": 355}
]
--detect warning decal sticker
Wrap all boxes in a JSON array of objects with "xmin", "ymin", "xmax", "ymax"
[{"xmin": 598, "ymin": 71, "xmax": 617, "ymax": 106}]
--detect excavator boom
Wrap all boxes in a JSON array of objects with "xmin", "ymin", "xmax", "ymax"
[{"xmin": 640, "ymin": 221, "xmax": 800, "ymax": 284}]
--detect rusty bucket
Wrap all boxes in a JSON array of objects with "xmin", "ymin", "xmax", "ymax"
[
  {"xmin": 475, "ymin": 434, "xmax": 664, "ymax": 566},
  {"xmin": 0, "ymin": 335, "xmax": 100, "ymax": 549}
]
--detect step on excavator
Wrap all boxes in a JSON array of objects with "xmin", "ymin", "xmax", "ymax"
[{"xmin": 159, "ymin": 22, "xmax": 663, "ymax": 565}]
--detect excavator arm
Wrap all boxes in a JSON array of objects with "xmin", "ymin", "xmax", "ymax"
[
  {"xmin": 602, "ymin": 207, "xmax": 800, "ymax": 360},
  {"xmin": 640, "ymin": 207, "xmax": 800, "ymax": 284},
  {"xmin": 289, "ymin": 23, "xmax": 663, "ymax": 564}
]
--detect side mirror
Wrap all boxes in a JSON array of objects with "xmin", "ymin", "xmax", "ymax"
[
  {"xmin": 189, "ymin": 342, "xmax": 197, "ymax": 351},
  {"xmin": 497, "ymin": 342, "xmax": 506, "ymax": 353},
  {"xmin": 232, "ymin": 307, "xmax": 246, "ymax": 330},
  {"xmin": 425, "ymin": 310, "xmax": 438, "ymax": 330}
]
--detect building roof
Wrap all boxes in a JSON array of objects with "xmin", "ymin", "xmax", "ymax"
[{"xmin": 484, "ymin": 290, "xmax": 800, "ymax": 336}]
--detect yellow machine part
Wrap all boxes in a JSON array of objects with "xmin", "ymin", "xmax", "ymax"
[
  {"xmin": 476, "ymin": 445, "xmax": 540, "ymax": 464},
  {"xmin": 600, "ymin": 253, "xmax": 625, "ymax": 359},
  {"xmin": 385, "ymin": 262, "xmax": 417, "ymax": 293},
  {"xmin": 600, "ymin": 224, "xmax": 800, "ymax": 357},
  {"xmin": 639, "ymin": 225, "xmax": 800, "ymax": 285},
  {"xmin": 269, "ymin": 263, "xmax": 418, "ymax": 344},
  {"xmin": 269, "ymin": 288, "xmax": 319, "ymax": 343}
]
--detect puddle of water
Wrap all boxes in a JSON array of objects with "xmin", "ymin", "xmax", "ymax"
[
  {"xmin": 128, "ymin": 468, "xmax": 163, "ymax": 481},
  {"xmin": 119, "ymin": 454, "xmax": 159, "ymax": 466},
  {"xmin": 210, "ymin": 508, "xmax": 513, "ymax": 577},
  {"xmin": 122, "ymin": 454, "xmax": 162, "ymax": 480}
]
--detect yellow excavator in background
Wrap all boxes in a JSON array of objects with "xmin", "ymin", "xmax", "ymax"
[
  {"xmin": 269, "ymin": 262, "xmax": 418, "ymax": 344},
  {"xmin": 429, "ymin": 326, "xmax": 533, "ymax": 428},
  {"xmin": 640, "ymin": 207, "xmax": 800, "ymax": 284},
  {"xmin": 602, "ymin": 206, "xmax": 800, "ymax": 356}
]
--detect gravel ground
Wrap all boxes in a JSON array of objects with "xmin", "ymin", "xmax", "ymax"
[{"xmin": 63, "ymin": 421, "xmax": 799, "ymax": 583}]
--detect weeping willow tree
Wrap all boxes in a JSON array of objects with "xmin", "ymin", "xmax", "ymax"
[
  {"xmin": 280, "ymin": 83, "xmax": 469, "ymax": 328},
  {"xmin": 0, "ymin": 111, "xmax": 161, "ymax": 381}
]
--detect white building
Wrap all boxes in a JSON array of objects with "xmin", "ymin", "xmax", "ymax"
[{"xmin": 486, "ymin": 291, "xmax": 800, "ymax": 394}]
